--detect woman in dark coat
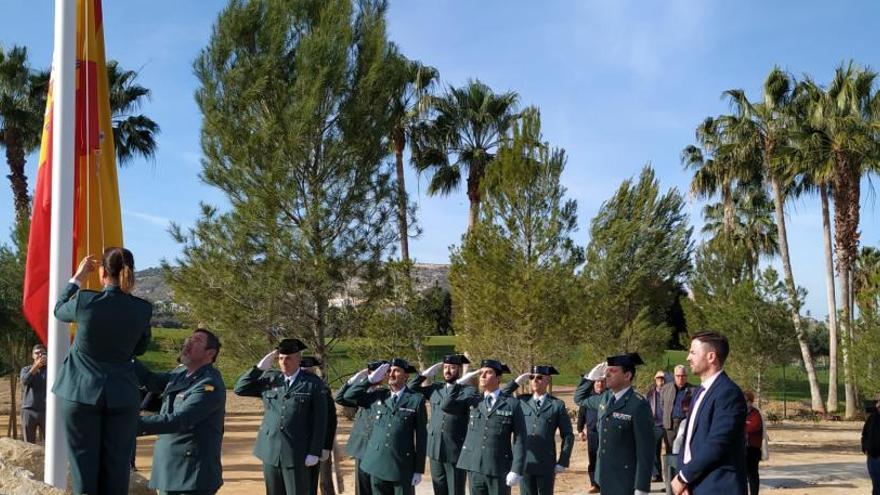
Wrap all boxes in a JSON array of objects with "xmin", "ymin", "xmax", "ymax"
[
  {"xmin": 863, "ymin": 394, "xmax": 880, "ymax": 495},
  {"xmin": 53, "ymin": 247, "xmax": 152, "ymax": 495}
]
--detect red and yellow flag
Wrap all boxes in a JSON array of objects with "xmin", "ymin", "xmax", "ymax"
[{"xmin": 23, "ymin": 0, "xmax": 123, "ymax": 344}]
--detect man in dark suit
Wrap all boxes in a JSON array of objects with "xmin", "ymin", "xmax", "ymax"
[
  {"xmin": 342, "ymin": 358, "xmax": 428, "ymax": 495},
  {"xmin": 136, "ymin": 328, "xmax": 226, "ymax": 494},
  {"xmin": 576, "ymin": 378, "xmax": 604, "ymax": 493},
  {"xmin": 335, "ymin": 360, "xmax": 389, "ymax": 495},
  {"xmin": 19, "ymin": 344, "xmax": 47, "ymax": 444},
  {"xmin": 235, "ymin": 338, "xmax": 329, "ymax": 495},
  {"xmin": 661, "ymin": 365, "xmax": 694, "ymax": 451},
  {"xmin": 672, "ymin": 331, "xmax": 747, "ymax": 495},
  {"xmin": 301, "ymin": 356, "xmax": 338, "ymax": 495},
  {"xmin": 407, "ymin": 354, "xmax": 474, "ymax": 495}
]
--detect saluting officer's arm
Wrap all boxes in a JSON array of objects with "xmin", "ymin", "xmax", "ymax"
[
  {"xmin": 439, "ymin": 383, "xmax": 477, "ymax": 415},
  {"xmin": 233, "ymin": 366, "xmax": 272, "ymax": 397},
  {"xmin": 556, "ymin": 403, "xmax": 575, "ymax": 468},
  {"xmin": 334, "ymin": 382, "xmax": 359, "ymax": 407},
  {"xmin": 499, "ymin": 380, "xmax": 519, "ymax": 397},
  {"xmin": 138, "ymin": 381, "xmax": 226, "ymax": 436},
  {"xmin": 573, "ymin": 378, "xmax": 601, "ymax": 409},
  {"xmin": 340, "ymin": 379, "xmax": 378, "ymax": 409},
  {"xmin": 133, "ymin": 359, "xmax": 173, "ymax": 393},
  {"xmin": 53, "ymin": 282, "xmax": 82, "ymax": 323}
]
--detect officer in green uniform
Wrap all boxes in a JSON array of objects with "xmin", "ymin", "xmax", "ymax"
[
  {"xmin": 136, "ymin": 328, "xmax": 226, "ymax": 495},
  {"xmin": 573, "ymin": 353, "xmax": 654, "ymax": 495},
  {"xmin": 407, "ymin": 354, "xmax": 474, "ymax": 495},
  {"xmin": 502, "ymin": 365, "xmax": 574, "ymax": 495},
  {"xmin": 440, "ymin": 359, "xmax": 526, "ymax": 495},
  {"xmin": 234, "ymin": 338, "xmax": 329, "ymax": 495},
  {"xmin": 53, "ymin": 250, "xmax": 152, "ymax": 495},
  {"xmin": 335, "ymin": 360, "xmax": 388, "ymax": 495},
  {"xmin": 342, "ymin": 358, "xmax": 428, "ymax": 495},
  {"xmin": 300, "ymin": 356, "xmax": 338, "ymax": 495}
]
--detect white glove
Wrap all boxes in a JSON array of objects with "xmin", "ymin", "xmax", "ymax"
[
  {"xmin": 305, "ymin": 454, "xmax": 320, "ymax": 467},
  {"xmin": 514, "ymin": 373, "xmax": 530, "ymax": 386},
  {"xmin": 635, "ymin": 490, "xmax": 650, "ymax": 495},
  {"xmin": 348, "ymin": 369, "xmax": 369, "ymax": 384},
  {"xmin": 456, "ymin": 369, "xmax": 480, "ymax": 385},
  {"xmin": 422, "ymin": 362, "xmax": 443, "ymax": 379},
  {"xmin": 411, "ymin": 473, "xmax": 422, "ymax": 486},
  {"xmin": 368, "ymin": 363, "xmax": 390, "ymax": 384},
  {"xmin": 320, "ymin": 449, "xmax": 330, "ymax": 461},
  {"xmin": 505, "ymin": 472, "xmax": 521, "ymax": 487},
  {"xmin": 586, "ymin": 362, "xmax": 607, "ymax": 381},
  {"xmin": 554, "ymin": 464, "xmax": 565, "ymax": 473},
  {"xmin": 257, "ymin": 350, "xmax": 278, "ymax": 371}
]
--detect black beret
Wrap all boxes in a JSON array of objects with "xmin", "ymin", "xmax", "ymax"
[
  {"xmin": 606, "ymin": 352, "xmax": 644, "ymax": 371},
  {"xmin": 530, "ymin": 365, "xmax": 559, "ymax": 376},
  {"xmin": 480, "ymin": 359, "xmax": 511, "ymax": 375},
  {"xmin": 443, "ymin": 354, "xmax": 470, "ymax": 365},
  {"xmin": 389, "ymin": 357, "xmax": 417, "ymax": 374},
  {"xmin": 367, "ymin": 360, "xmax": 389, "ymax": 371},
  {"xmin": 277, "ymin": 338, "xmax": 307, "ymax": 354},
  {"xmin": 301, "ymin": 356, "xmax": 322, "ymax": 368}
]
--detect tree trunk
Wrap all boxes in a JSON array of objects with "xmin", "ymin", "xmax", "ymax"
[
  {"xmin": 393, "ymin": 133, "xmax": 410, "ymax": 263},
  {"xmin": 770, "ymin": 177, "xmax": 826, "ymax": 413},
  {"xmin": 466, "ymin": 174, "xmax": 480, "ymax": 232},
  {"xmin": 7, "ymin": 374, "xmax": 18, "ymax": 439},
  {"xmin": 4, "ymin": 127, "xmax": 32, "ymax": 226},
  {"xmin": 820, "ymin": 185, "xmax": 839, "ymax": 413},
  {"xmin": 722, "ymin": 182, "xmax": 734, "ymax": 235},
  {"xmin": 841, "ymin": 267, "xmax": 857, "ymax": 418}
]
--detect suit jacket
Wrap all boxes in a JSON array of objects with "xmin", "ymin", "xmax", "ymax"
[
  {"xmin": 342, "ymin": 381, "xmax": 428, "ymax": 484},
  {"xmin": 574, "ymin": 379, "xmax": 654, "ymax": 495},
  {"xmin": 234, "ymin": 367, "xmax": 329, "ymax": 468},
  {"xmin": 661, "ymin": 381, "xmax": 694, "ymax": 430},
  {"xmin": 504, "ymin": 383, "xmax": 575, "ymax": 476},
  {"xmin": 678, "ymin": 371, "xmax": 747, "ymax": 495},
  {"xmin": 335, "ymin": 382, "xmax": 374, "ymax": 459},
  {"xmin": 407, "ymin": 375, "xmax": 476, "ymax": 463},
  {"xmin": 136, "ymin": 362, "xmax": 226, "ymax": 492},
  {"xmin": 440, "ymin": 384, "xmax": 527, "ymax": 478},
  {"xmin": 20, "ymin": 365, "xmax": 47, "ymax": 412},
  {"xmin": 52, "ymin": 283, "xmax": 152, "ymax": 408}
]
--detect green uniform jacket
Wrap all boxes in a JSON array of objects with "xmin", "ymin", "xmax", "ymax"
[
  {"xmin": 440, "ymin": 385, "xmax": 527, "ymax": 477},
  {"xmin": 574, "ymin": 379, "xmax": 654, "ymax": 494},
  {"xmin": 53, "ymin": 283, "xmax": 152, "ymax": 408},
  {"xmin": 235, "ymin": 367, "xmax": 329, "ymax": 468},
  {"xmin": 342, "ymin": 381, "xmax": 428, "ymax": 484},
  {"xmin": 335, "ymin": 382, "xmax": 374, "ymax": 459},
  {"xmin": 504, "ymin": 383, "xmax": 575, "ymax": 476},
  {"xmin": 136, "ymin": 362, "xmax": 226, "ymax": 492},
  {"xmin": 407, "ymin": 375, "xmax": 477, "ymax": 463}
]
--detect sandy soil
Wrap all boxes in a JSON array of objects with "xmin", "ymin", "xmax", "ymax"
[{"xmin": 1, "ymin": 383, "xmax": 871, "ymax": 494}]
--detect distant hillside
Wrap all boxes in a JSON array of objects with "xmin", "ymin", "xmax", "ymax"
[{"xmin": 133, "ymin": 262, "xmax": 450, "ymax": 306}]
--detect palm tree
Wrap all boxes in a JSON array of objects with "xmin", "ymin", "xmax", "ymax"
[
  {"xmin": 105, "ymin": 60, "xmax": 160, "ymax": 166},
  {"xmin": 0, "ymin": 45, "xmax": 43, "ymax": 225},
  {"xmin": 701, "ymin": 185, "xmax": 778, "ymax": 275},
  {"xmin": 722, "ymin": 66, "xmax": 826, "ymax": 413},
  {"xmin": 682, "ymin": 117, "xmax": 761, "ymax": 234},
  {"xmin": 855, "ymin": 246, "xmax": 880, "ymax": 318},
  {"xmin": 411, "ymin": 79, "xmax": 519, "ymax": 230},
  {"xmin": 386, "ymin": 49, "xmax": 438, "ymax": 262},
  {"xmin": 796, "ymin": 62, "xmax": 879, "ymax": 417}
]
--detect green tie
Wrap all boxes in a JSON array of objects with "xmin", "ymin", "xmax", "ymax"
[{"xmin": 391, "ymin": 394, "xmax": 398, "ymax": 407}]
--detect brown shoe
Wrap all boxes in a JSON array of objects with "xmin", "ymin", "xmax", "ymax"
[{"xmin": 588, "ymin": 486, "xmax": 600, "ymax": 494}]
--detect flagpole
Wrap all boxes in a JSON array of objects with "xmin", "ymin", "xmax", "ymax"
[{"xmin": 45, "ymin": 0, "xmax": 76, "ymax": 488}]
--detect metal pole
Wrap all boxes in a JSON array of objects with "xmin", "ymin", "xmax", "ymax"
[{"xmin": 45, "ymin": 0, "xmax": 76, "ymax": 488}]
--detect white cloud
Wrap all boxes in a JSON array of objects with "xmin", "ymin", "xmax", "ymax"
[{"xmin": 124, "ymin": 209, "xmax": 171, "ymax": 228}]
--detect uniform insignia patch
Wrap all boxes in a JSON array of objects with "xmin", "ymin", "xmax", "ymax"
[
  {"xmin": 612, "ymin": 412, "xmax": 632, "ymax": 421},
  {"xmin": 498, "ymin": 410, "xmax": 512, "ymax": 417},
  {"xmin": 400, "ymin": 407, "xmax": 416, "ymax": 412}
]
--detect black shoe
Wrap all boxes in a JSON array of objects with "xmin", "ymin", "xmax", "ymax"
[{"xmin": 652, "ymin": 475, "xmax": 662, "ymax": 482}]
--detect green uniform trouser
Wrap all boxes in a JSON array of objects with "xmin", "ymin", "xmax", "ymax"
[
  {"xmin": 263, "ymin": 462, "xmax": 310, "ymax": 495},
  {"xmin": 430, "ymin": 459, "xmax": 466, "ymax": 495},
  {"xmin": 519, "ymin": 475, "xmax": 554, "ymax": 495},
  {"xmin": 467, "ymin": 471, "xmax": 509, "ymax": 495},
  {"xmin": 370, "ymin": 476, "xmax": 414, "ymax": 495},
  {"xmin": 60, "ymin": 397, "xmax": 138, "ymax": 495},
  {"xmin": 355, "ymin": 459, "xmax": 373, "ymax": 495}
]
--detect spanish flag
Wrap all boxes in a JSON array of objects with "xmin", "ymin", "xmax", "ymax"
[{"xmin": 22, "ymin": 0, "xmax": 123, "ymax": 345}]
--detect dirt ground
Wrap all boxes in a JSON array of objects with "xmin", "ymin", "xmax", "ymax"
[{"xmin": 1, "ymin": 384, "xmax": 871, "ymax": 494}]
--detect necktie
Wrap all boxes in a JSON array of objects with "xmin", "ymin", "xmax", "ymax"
[
  {"xmin": 486, "ymin": 395, "xmax": 494, "ymax": 410},
  {"xmin": 390, "ymin": 394, "xmax": 399, "ymax": 407},
  {"xmin": 609, "ymin": 394, "xmax": 617, "ymax": 408},
  {"xmin": 536, "ymin": 398, "xmax": 543, "ymax": 409}
]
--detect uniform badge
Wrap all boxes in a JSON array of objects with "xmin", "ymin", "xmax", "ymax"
[{"xmin": 612, "ymin": 412, "xmax": 632, "ymax": 421}]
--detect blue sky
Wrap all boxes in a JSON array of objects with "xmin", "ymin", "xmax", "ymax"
[{"xmin": 2, "ymin": 1, "xmax": 880, "ymax": 319}]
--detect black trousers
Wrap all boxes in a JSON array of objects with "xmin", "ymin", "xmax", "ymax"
[
  {"xmin": 21, "ymin": 408, "xmax": 44, "ymax": 443},
  {"xmin": 370, "ymin": 476, "xmax": 413, "ymax": 495},
  {"xmin": 354, "ymin": 459, "xmax": 373, "ymax": 495},
  {"xmin": 263, "ymin": 462, "xmax": 311, "ymax": 495},
  {"xmin": 468, "ymin": 471, "xmax": 508, "ymax": 495},
  {"xmin": 587, "ymin": 431, "xmax": 599, "ymax": 488},
  {"xmin": 652, "ymin": 425, "xmax": 665, "ymax": 478},
  {"xmin": 520, "ymin": 474, "xmax": 554, "ymax": 495},
  {"xmin": 60, "ymin": 397, "xmax": 139, "ymax": 495},
  {"xmin": 430, "ymin": 458, "xmax": 466, "ymax": 495},
  {"xmin": 746, "ymin": 446, "xmax": 761, "ymax": 495}
]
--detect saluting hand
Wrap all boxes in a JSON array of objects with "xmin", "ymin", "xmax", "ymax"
[
  {"xmin": 456, "ymin": 369, "xmax": 480, "ymax": 385},
  {"xmin": 73, "ymin": 255, "xmax": 99, "ymax": 284},
  {"xmin": 586, "ymin": 362, "xmax": 607, "ymax": 381},
  {"xmin": 256, "ymin": 350, "xmax": 278, "ymax": 371},
  {"xmin": 368, "ymin": 363, "xmax": 390, "ymax": 384},
  {"xmin": 348, "ymin": 368, "xmax": 369, "ymax": 384},
  {"xmin": 422, "ymin": 362, "xmax": 443, "ymax": 379},
  {"xmin": 514, "ymin": 373, "xmax": 530, "ymax": 387}
]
